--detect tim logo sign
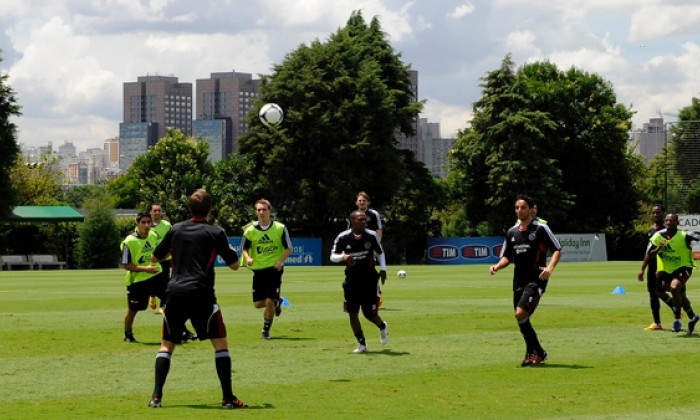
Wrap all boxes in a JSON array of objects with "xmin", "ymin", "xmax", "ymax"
[
  {"xmin": 427, "ymin": 237, "xmax": 504, "ymax": 265},
  {"xmin": 429, "ymin": 245, "xmax": 459, "ymax": 261}
]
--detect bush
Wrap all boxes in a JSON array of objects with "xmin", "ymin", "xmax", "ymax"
[{"xmin": 75, "ymin": 195, "xmax": 121, "ymax": 268}]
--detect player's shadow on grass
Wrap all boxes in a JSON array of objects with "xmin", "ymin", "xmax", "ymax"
[
  {"xmin": 529, "ymin": 363, "xmax": 592, "ymax": 369},
  {"xmin": 133, "ymin": 341, "xmax": 164, "ymax": 346},
  {"xmin": 266, "ymin": 335, "xmax": 315, "ymax": 341},
  {"xmin": 180, "ymin": 402, "xmax": 274, "ymax": 410},
  {"xmin": 378, "ymin": 307, "xmax": 402, "ymax": 312},
  {"xmin": 363, "ymin": 349, "xmax": 411, "ymax": 357}
]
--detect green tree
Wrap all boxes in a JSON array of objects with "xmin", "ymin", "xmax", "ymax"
[
  {"xmin": 450, "ymin": 55, "xmax": 637, "ymax": 234},
  {"xmin": 383, "ymin": 150, "xmax": 445, "ymax": 263},
  {"xmin": 128, "ymin": 128, "xmax": 214, "ymax": 222},
  {"xmin": 209, "ymin": 153, "xmax": 262, "ymax": 235},
  {"xmin": 666, "ymin": 99, "xmax": 700, "ymax": 212},
  {"xmin": 9, "ymin": 151, "xmax": 64, "ymax": 205},
  {"xmin": 0, "ymin": 53, "xmax": 21, "ymax": 219},
  {"xmin": 239, "ymin": 11, "xmax": 423, "ymax": 241},
  {"xmin": 106, "ymin": 173, "xmax": 140, "ymax": 209},
  {"xmin": 61, "ymin": 184, "xmax": 105, "ymax": 208},
  {"xmin": 76, "ymin": 191, "xmax": 120, "ymax": 268}
]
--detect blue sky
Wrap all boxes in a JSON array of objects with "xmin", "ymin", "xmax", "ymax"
[{"xmin": 1, "ymin": 0, "xmax": 699, "ymax": 151}]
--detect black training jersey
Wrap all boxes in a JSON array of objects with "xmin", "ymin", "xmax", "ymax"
[
  {"xmin": 331, "ymin": 228, "xmax": 384, "ymax": 282},
  {"xmin": 153, "ymin": 218, "xmax": 239, "ymax": 304},
  {"xmin": 644, "ymin": 223, "xmax": 664, "ymax": 276},
  {"xmin": 501, "ymin": 220, "xmax": 562, "ymax": 290}
]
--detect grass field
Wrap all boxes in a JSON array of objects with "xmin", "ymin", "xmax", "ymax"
[{"xmin": 2, "ymin": 261, "xmax": 700, "ymax": 419}]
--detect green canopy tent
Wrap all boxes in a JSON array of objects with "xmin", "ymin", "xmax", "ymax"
[{"xmin": 6, "ymin": 206, "xmax": 84, "ymax": 222}]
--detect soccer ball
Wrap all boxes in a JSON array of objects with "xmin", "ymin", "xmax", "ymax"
[
  {"xmin": 259, "ymin": 103, "xmax": 284, "ymax": 127},
  {"xmin": 397, "ymin": 269, "xmax": 407, "ymax": 278}
]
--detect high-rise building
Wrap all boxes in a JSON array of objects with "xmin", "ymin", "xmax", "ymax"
[
  {"xmin": 417, "ymin": 118, "xmax": 456, "ymax": 178},
  {"xmin": 120, "ymin": 74, "xmax": 191, "ymax": 172},
  {"xmin": 123, "ymin": 74, "xmax": 193, "ymax": 142},
  {"xmin": 58, "ymin": 142, "xmax": 77, "ymax": 158},
  {"xmin": 630, "ymin": 117, "xmax": 666, "ymax": 163},
  {"xmin": 194, "ymin": 71, "xmax": 261, "ymax": 160},
  {"xmin": 118, "ymin": 122, "xmax": 158, "ymax": 172}
]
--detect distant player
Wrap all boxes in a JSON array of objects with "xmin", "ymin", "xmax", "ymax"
[
  {"xmin": 649, "ymin": 213, "xmax": 700, "ymax": 334},
  {"xmin": 241, "ymin": 199, "xmax": 293, "ymax": 340},
  {"xmin": 637, "ymin": 204, "xmax": 672, "ymax": 331},
  {"xmin": 331, "ymin": 210, "xmax": 389, "ymax": 353},
  {"xmin": 120, "ymin": 211, "xmax": 163, "ymax": 343},
  {"xmin": 490, "ymin": 194, "xmax": 561, "ymax": 366},
  {"xmin": 349, "ymin": 191, "xmax": 385, "ymax": 306},
  {"xmin": 147, "ymin": 203, "xmax": 170, "ymax": 313}
]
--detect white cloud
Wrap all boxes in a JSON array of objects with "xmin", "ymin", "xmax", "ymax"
[
  {"xmin": 448, "ymin": 2, "xmax": 475, "ymax": 19},
  {"xmin": 422, "ymin": 98, "xmax": 471, "ymax": 139},
  {"xmin": 9, "ymin": 17, "xmax": 118, "ymax": 116},
  {"xmin": 630, "ymin": 5, "xmax": 700, "ymax": 41},
  {"xmin": 504, "ymin": 30, "xmax": 540, "ymax": 58},
  {"xmin": 259, "ymin": 0, "xmax": 417, "ymax": 42}
]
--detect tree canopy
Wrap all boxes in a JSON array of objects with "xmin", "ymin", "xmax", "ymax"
[
  {"xmin": 127, "ymin": 128, "xmax": 214, "ymax": 223},
  {"xmin": 0, "ymin": 53, "xmax": 21, "ymax": 218},
  {"xmin": 238, "ymin": 11, "xmax": 425, "ymax": 239},
  {"xmin": 450, "ymin": 55, "xmax": 639, "ymax": 234}
]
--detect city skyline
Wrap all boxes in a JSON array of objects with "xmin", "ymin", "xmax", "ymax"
[{"xmin": 2, "ymin": 1, "xmax": 700, "ymax": 152}]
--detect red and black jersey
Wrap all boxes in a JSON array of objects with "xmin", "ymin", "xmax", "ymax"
[
  {"xmin": 153, "ymin": 218, "xmax": 239, "ymax": 304},
  {"xmin": 501, "ymin": 220, "xmax": 562, "ymax": 290}
]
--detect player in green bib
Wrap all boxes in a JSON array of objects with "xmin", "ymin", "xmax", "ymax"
[
  {"xmin": 148, "ymin": 203, "xmax": 171, "ymax": 312},
  {"xmin": 120, "ymin": 211, "xmax": 163, "ymax": 343},
  {"xmin": 241, "ymin": 199, "xmax": 293, "ymax": 340},
  {"xmin": 649, "ymin": 213, "xmax": 700, "ymax": 334}
]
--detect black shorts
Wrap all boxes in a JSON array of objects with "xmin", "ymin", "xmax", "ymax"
[
  {"xmin": 252, "ymin": 266, "xmax": 283, "ymax": 302},
  {"xmin": 513, "ymin": 282, "xmax": 545, "ymax": 315},
  {"xmin": 161, "ymin": 300, "xmax": 226, "ymax": 344},
  {"xmin": 343, "ymin": 277, "xmax": 381, "ymax": 317},
  {"xmin": 656, "ymin": 267, "xmax": 692, "ymax": 292},
  {"xmin": 126, "ymin": 277, "xmax": 162, "ymax": 311}
]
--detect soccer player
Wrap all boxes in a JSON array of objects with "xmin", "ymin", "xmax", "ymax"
[
  {"xmin": 148, "ymin": 189, "xmax": 246, "ymax": 409},
  {"xmin": 490, "ymin": 194, "xmax": 562, "ymax": 366},
  {"xmin": 349, "ymin": 191, "xmax": 385, "ymax": 306},
  {"xmin": 648, "ymin": 213, "xmax": 700, "ymax": 334},
  {"xmin": 149, "ymin": 202, "xmax": 197, "ymax": 341},
  {"xmin": 352, "ymin": 192, "xmax": 383, "ymax": 239},
  {"xmin": 147, "ymin": 203, "xmax": 170, "ymax": 313},
  {"xmin": 240, "ymin": 199, "xmax": 293, "ymax": 340},
  {"xmin": 637, "ymin": 204, "xmax": 672, "ymax": 330},
  {"xmin": 331, "ymin": 210, "xmax": 389, "ymax": 353},
  {"xmin": 516, "ymin": 203, "xmax": 547, "ymax": 226},
  {"xmin": 120, "ymin": 211, "xmax": 163, "ymax": 343}
]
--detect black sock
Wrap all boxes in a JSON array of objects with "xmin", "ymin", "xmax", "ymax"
[
  {"xmin": 673, "ymin": 307, "xmax": 682, "ymax": 319},
  {"xmin": 650, "ymin": 296, "xmax": 661, "ymax": 324},
  {"xmin": 354, "ymin": 331, "xmax": 366, "ymax": 346},
  {"xmin": 263, "ymin": 318, "xmax": 273, "ymax": 332},
  {"xmin": 215, "ymin": 350, "xmax": 235, "ymax": 401},
  {"xmin": 518, "ymin": 318, "xmax": 543, "ymax": 355},
  {"xmin": 153, "ymin": 352, "xmax": 171, "ymax": 399}
]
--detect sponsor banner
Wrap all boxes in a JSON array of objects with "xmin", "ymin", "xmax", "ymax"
[
  {"xmin": 427, "ymin": 234, "xmax": 607, "ymax": 264},
  {"xmin": 556, "ymin": 233, "xmax": 607, "ymax": 262},
  {"xmin": 678, "ymin": 215, "xmax": 700, "ymax": 259},
  {"xmin": 427, "ymin": 237, "xmax": 504, "ymax": 264},
  {"xmin": 215, "ymin": 237, "xmax": 322, "ymax": 267}
]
